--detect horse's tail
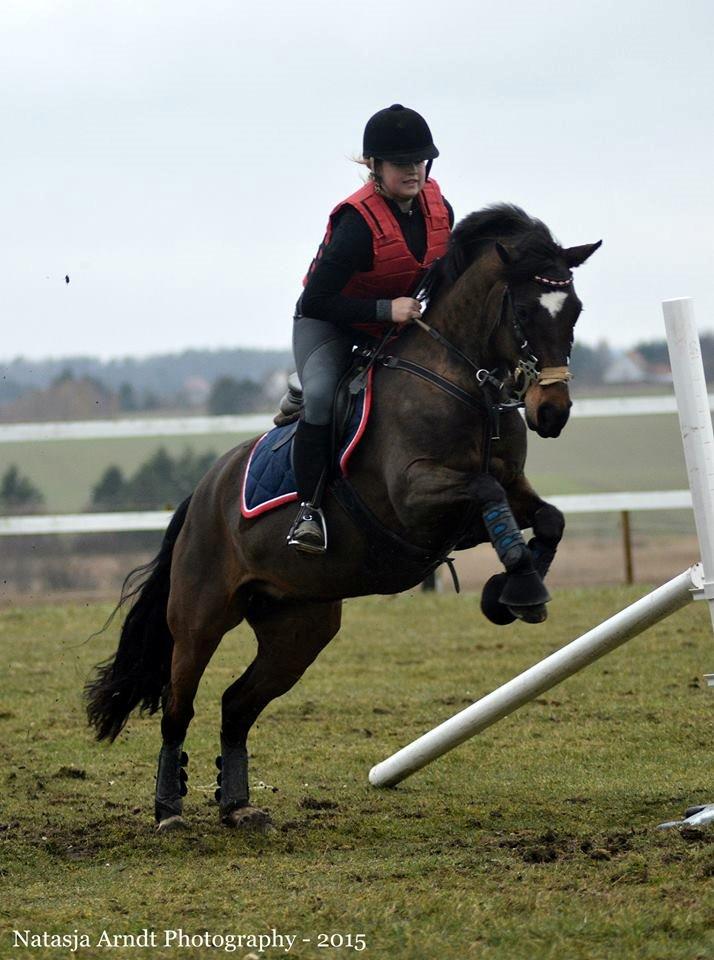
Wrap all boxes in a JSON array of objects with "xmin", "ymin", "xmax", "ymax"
[{"xmin": 85, "ymin": 495, "xmax": 192, "ymax": 742}]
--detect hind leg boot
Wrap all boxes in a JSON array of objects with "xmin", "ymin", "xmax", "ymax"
[
  {"xmin": 155, "ymin": 743, "xmax": 189, "ymax": 831},
  {"xmin": 215, "ymin": 740, "xmax": 274, "ymax": 832}
]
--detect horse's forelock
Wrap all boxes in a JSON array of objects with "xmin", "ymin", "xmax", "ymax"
[{"xmin": 502, "ymin": 231, "xmax": 566, "ymax": 283}]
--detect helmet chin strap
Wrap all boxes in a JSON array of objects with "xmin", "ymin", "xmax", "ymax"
[
  {"xmin": 426, "ymin": 159, "xmax": 433, "ymax": 180},
  {"xmin": 368, "ymin": 157, "xmax": 383, "ymax": 192}
]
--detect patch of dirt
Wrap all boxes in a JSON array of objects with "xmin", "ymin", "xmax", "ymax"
[
  {"xmin": 54, "ymin": 765, "xmax": 87, "ymax": 779},
  {"xmin": 497, "ymin": 828, "xmax": 636, "ymax": 865},
  {"xmin": 298, "ymin": 796, "xmax": 339, "ymax": 811},
  {"xmin": 280, "ymin": 820, "xmax": 309, "ymax": 832},
  {"xmin": 679, "ymin": 826, "xmax": 714, "ymax": 844}
]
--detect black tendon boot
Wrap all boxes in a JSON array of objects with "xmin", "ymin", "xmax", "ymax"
[{"xmin": 288, "ymin": 420, "xmax": 332, "ymax": 555}]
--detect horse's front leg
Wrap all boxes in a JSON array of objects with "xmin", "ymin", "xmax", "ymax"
[
  {"xmin": 512, "ymin": 478, "xmax": 565, "ymax": 583},
  {"xmin": 480, "ymin": 475, "xmax": 564, "ymax": 625},
  {"xmin": 394, "ymin": 463, "xmax": 550, "ymax": 623},
  {"xmin": 470, "ymin": 473, "xmax": 551, "ymax": 624}
]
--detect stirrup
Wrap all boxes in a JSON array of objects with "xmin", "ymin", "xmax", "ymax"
[{"xmin": 287, "ymin": 502, "xmax": 328, "ymax": 555}]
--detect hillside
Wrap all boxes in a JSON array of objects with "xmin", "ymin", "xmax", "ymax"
[{"xmin": 0, "ymin": 347, "xmax": 293, "ymax": 405}]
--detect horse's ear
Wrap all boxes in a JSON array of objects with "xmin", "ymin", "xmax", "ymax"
[
  {"xmin": 495, "ymin": 242, "xmax": 515, "ymax": 266},
  {"xmin": 564, "ymin": 240, "xmax": 602, "ymax": 268}
]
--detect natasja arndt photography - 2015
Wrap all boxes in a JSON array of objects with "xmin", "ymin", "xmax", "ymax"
[
  {"xmin": 2, "ymin": 1, "xmax": 714, "ymax": 958},
  {"xmin": 12, "ymin": 928, "xmax": 359, "ymax": 954}
]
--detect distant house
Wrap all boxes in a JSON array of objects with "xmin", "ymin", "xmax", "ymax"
[{"xmin": 603, "ymin": 350, "xmax": 673, "ymax": 385}]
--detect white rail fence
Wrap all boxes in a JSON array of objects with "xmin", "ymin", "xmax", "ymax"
[
  {"xmin": 0, "ymin": 490, "xmax": 694, "ymax": 537},
  {"xmin": 0, "ymin": 491, "xmax": 695, "ymax": 588},
  {"xmin": 1, "ymin": 394, "xmax": 713, "ymax": 444},
  {"xmin": 1, "ymin": 395, "xmax": 707, "ymax": 584}
]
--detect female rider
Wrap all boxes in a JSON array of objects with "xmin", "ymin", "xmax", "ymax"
[{"xmin": 289, "ymin": 104, "xmax": 454, "ymax": 554}]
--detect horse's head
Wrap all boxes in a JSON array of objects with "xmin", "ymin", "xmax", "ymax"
[
  {"xmin": 493, "ymin": 237, "xmax": 601, "ymax": 438},
  {"xmin": 422, "ymin": 205, "xmax": 601, "ymax": 438}
]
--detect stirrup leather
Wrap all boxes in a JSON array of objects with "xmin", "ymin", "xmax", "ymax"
[{"xmin": 287, "ymin": 502, "xmax": 328, "ymax": 555}]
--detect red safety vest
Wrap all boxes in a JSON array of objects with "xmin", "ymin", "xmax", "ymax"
[{"xmin": 304, "ymin": 179, "xmax": 450, "ymax": 333}]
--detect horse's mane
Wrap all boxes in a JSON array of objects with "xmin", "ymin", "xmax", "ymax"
[{"xmin": 421, "ymin": 203, "xmax": 561, "ymax": 308}]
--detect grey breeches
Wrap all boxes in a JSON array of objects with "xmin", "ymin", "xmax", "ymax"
[{"xmin": 292, "ymin": 315, "xmax": 356, "ymax": 425}]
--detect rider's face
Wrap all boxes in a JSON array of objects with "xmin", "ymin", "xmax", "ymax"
[{"xmin": 377, "ymin": 160, "xmax": 426, "ymax": 203}]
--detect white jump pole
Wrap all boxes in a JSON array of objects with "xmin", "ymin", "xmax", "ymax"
[
  {"xmin": 369, "ymin": 297, "xmax": 714, "ymax": 789},
  {"xmin": 369, "ymin": 566, "xmax": 698, "ymax": 787},
  {"xmin": 663, "ymin": 298, "xmax": 714, "ymax": 632}
]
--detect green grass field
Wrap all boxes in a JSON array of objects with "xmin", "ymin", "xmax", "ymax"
[
  {"xmin": 3, "ymin": 590, "xmax": 714, "ymax": 959},
  {"xmin": 2, "ymin": 433, "xmax": 253, "ymax": 514},
  {"xmin": 2, "ymin": 414, "xmax": 689, "ymax": 513}
]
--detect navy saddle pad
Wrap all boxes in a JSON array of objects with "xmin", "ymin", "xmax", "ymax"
[{"xmin": 241, "ymin": 370, "xmax": 373, "ymax": 518}]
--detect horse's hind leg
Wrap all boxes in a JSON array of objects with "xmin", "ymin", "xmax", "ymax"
[
  {"xmin": 217, "ymin": 595, "xmax": 342, "ymax": 831},
  {"xmin": 155, "ymin": 585, "xmax": 247, "ymax": 832}
]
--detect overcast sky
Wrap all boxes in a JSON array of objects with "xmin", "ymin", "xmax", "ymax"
[{"xmin": 1, "ymin": 0, "xmax": 712, "ymax": 361}]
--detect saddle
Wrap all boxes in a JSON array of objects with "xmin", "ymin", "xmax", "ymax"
[
  {"xmin": 274, "ymin": 367, "xmax": 362, "ymax": 431},
  {"xmin": 240, "ymin": 360, "xmax": 372, "ymax": 520},
  {"xmin": 274, "ymin": 371, "xmax": 304, "ymax": 426}
]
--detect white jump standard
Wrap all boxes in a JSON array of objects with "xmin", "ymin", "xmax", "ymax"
[{"xmin": 370, "ymin": 297, "xmax": 714, "ymax": 828}]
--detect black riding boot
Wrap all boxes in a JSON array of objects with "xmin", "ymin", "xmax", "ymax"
[{"xmin": 288, "ymin": 420, "xmax": 332, "ymax": 555}]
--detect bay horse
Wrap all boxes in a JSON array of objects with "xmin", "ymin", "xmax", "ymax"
[{"xmin": 86, "ymin": 204, "xmax": 601, "ymax": 832}]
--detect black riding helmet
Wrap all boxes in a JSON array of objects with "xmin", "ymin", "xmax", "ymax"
[{"xmin": 362, "ymin": 104, "xmax": 439, "ymax": 163}]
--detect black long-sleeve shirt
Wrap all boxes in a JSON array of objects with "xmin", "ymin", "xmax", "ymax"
[{"xmin": 299, "ymin": 194, "xmax": 454, "ymax": 328}]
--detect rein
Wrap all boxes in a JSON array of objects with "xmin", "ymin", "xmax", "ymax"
[
  {"xmin": 408, "ymin": 280, "xmax": 573, "ymax": 404},
  {"xmin": 411, "ymin": 316, "xmax": 503, "ymax": 390}
]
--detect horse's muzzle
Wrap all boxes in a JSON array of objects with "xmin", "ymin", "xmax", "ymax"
[{"xmin": 525, "ymin": 383, "xmax": 572, "ymax": 438}]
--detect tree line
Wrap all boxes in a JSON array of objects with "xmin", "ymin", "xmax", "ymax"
[
  {"xmin": 1, "ymin": 367, "xmax": 274, "ymax": 420},
  {"xmin": 6, "ymin": 334, "xmax": 714, "ymax": 421},
  {"xmin": 90, "ymin": 448, "xmax": 218, "ymax": 510},
  {"xmin": 1, "ymin": 347, "xmax": 292, "ymax": 398},
  {"xmin": 0, "ymin": 448, "xmax": 219, "ymax": 515}
]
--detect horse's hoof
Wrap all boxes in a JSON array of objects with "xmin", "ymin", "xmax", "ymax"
[
  {"xmin": 499, "ymin": 569, "xmax": 551, "ymax": 608},
  {"xmin": 221, "ymin": 806, "xmax": 274, "ymax": 833},
  {"xmin": 508, "ymin": 603, "xmax": 548, "ymax": 624},
  {"xmin": 156, "ymin": 815, "xmax": 188, "ymax": 833},
  {"xmin": 480, "ymin": 574, "xmax": 516, "ymax": 625}
]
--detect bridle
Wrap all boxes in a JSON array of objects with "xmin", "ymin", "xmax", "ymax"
[
  {"xmin": 355, "ymin": 272, "xmax": 575, "ymax": 442},
  {"xmin": 407, "ymin": 275, "xmax": 574, "ymax": 407},
  {"xmin": 504, "ymin": 278, "xmax": 574, "ymax": 401}
]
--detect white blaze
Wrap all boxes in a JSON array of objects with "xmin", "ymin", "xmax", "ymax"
[{"xmin": 539, "ymin": 291, "xmax": 568, "ymax": 318}]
